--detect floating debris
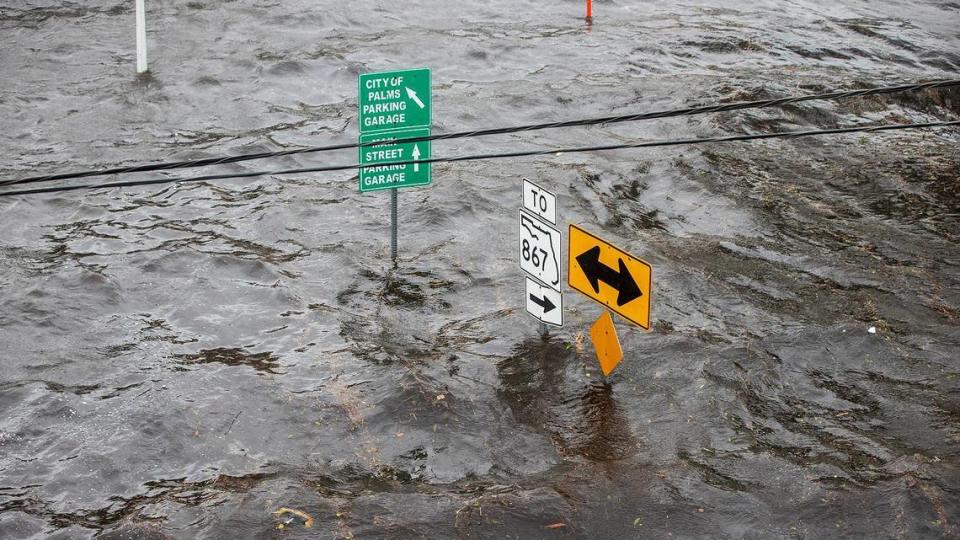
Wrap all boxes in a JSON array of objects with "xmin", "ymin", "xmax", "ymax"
[{"xmin": 273, "ymin": 508, "xmax": 315, "ymax": 529}]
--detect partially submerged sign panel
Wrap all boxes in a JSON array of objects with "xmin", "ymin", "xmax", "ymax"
[
  {"xmin": 525, "ymin": 277, "xmax": 562, "ymax": 326},
  {"xmin": 590, "ymin": 310, "xmax": 623, "ymax": 376},
  {"xmin": 358, "ymin": 128, "xmax": 431, "ymax": 192}
]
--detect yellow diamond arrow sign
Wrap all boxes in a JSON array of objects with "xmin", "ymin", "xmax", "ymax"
[
  {"xmin": 568, "ymin": 224, "xmax": 653, "ymax": 330},
  {"xmin": 590, "ymin": 311, "xmax": 623, "ymax": 376}
]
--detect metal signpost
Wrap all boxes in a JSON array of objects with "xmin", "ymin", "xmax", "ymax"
[
  {"xmin": 518, "ymin": 178, "xmax": 563, "ymax": 331},
  {"xmin": 135, "ymin": 0, "xmax": 147, "ymax": 73},
  {"xmin": 358, "ymin": 68, "xmax": 432, "ymax": 264}
]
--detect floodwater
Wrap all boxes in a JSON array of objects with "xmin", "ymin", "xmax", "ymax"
[{"xmin": 1, "ymin": 0, "xmax": 959, "ymax": 538}]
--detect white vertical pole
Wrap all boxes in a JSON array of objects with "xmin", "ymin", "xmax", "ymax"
[{"xmin": 135, "ymin": 0, "xmax": 148, "ymax": 73}]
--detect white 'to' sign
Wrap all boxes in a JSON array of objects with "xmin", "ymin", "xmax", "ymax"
[
  {"xmin": 522, "ymin": 178, "xmax": 556, "ymax": 224},
  {"xmin": 518, "ymin": 210, "xmax": 561, "ymax": 291}
]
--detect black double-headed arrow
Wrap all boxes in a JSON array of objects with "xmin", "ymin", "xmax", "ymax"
[
  {"xmin": 529, "ymin": 292, "xmax": 556, "ymax": 313},
  {"xmin": 576, "ymin": 246, "xmax": 643, "ymax": 306}
]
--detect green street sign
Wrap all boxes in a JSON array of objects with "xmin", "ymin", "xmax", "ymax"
[
  {"xmin": 358, "ymin": 68, "xmax": 431, "ymax": 133},
  {"xmin": 358, "ymin": 128, "xmax": 431, "ymax": 192}
]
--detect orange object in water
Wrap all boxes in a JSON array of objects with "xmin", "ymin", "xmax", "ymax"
[
  {"xmin": 586, "ymin": 0, "xmax": 593, "ymax": 20},
  {"xmin": 590, "ymin": 311, "xmax": 623, "ymax": 376}
]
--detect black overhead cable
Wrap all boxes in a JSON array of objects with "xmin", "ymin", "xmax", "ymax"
[
  {"xmin": 2, "ymin": 78, "xmax": 958, "ymax": 189},
  {"xmin": 1, "ymin": 120, "xmax": 956, "ymax": 198}
]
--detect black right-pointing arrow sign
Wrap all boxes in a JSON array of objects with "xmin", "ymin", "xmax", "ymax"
[
  {"xmin": 529, "ymin": 292, "xmax": 557, "ymax": 313},
  {"xmin": 576, "ymin": 246, "xmax": 643, "ymax": 306}
]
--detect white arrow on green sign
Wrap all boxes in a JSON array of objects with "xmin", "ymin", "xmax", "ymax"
[
  {"xmin": 358, "ymin": 68, "xmax": 431, "ymax": 133},
  {"xmin": 359, "ymin": 127, "xmax": 431, "ymax": 192}
]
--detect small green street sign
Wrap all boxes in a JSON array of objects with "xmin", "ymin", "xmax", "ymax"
[
  {"xmin": 358, "ymin": 128, "xmax": 431, "ymax": 192},
  {"xmin": 358, "ymin": 68, "xmax": 431, "ymax": 133}
]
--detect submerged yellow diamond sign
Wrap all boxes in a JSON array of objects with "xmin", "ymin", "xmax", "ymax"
[
  {"xmin": 590, "ymin": 310, "xmax": 623, "ymax": 376},
  {"xmin": 568, "ymin": 224, "xmax": 653, "ymax": 330}
]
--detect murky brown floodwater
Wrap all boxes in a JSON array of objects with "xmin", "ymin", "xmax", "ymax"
[{"xmin": 1, "ymin": 0, "xmax": 959, "ymax": 538}]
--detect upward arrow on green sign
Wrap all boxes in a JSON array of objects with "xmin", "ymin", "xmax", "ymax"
[
  {"xmin": 358, "ymin": 68, "xmax": 431, "ymax": 133},
  {"xmin": 358, "ymin": 128, "xmax": 431, "ymax": 192}
]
